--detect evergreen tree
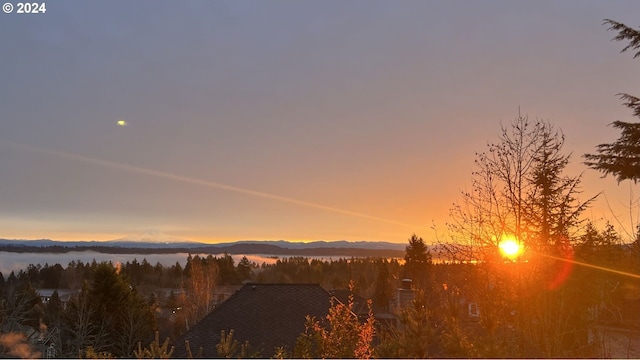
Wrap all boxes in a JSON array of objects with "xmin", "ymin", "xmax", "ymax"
[
  {"xmin": 403, "ymin": 234, "xmax": 432, "ymax": 290},
  {"xmin": 584, "ymin": 20, "xmax": 640, "ymax": 183},
  {"xmin": 63, "ymin": 262, "xmax": 156, "ymax": 357},
  {"xmin": 45, "ymin": 290, "xmax": 63, "ymax": 328},
  {"xmin": 44, "ymin": 290, "xmax": 63, "ymax": 355},
  {"xmin": 62, "ymin": 283, "xmax": 100, "ymax": 357},
  {"xmin": 217, "ymin": 254, "xmax": 239, "ymax": 285},
  {"xmin": 237, "ymin": 256, "xmax": 253, "ymax": 282},
  {"xmin": 170, "ymin": 261, "xmax": 183, "ymax": 288},
  {"xmin": 6, "ymin": 272, "xmax": 17, "ymax": 293},
  {"xmin": 373, "ymin": 259, "xmax": 393, "ymax": 311},
  {"xmin": 0, "ymin": 272, "xmax": 5, "ymax": 299},
  {"xmin": 0, "ymin": 278, "xmax": 42, "ymax": 332},
  {"xmin": 40, "ymin": 263, "xmax": 64, "ymax": 288},
  {"xmin": 528, "ymin": 122, "xmax": 595, "ymax": 251}
]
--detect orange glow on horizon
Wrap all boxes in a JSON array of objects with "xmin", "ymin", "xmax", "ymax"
[{"xmin": 0, "ymin": 230, "xmax": 409, "ymax": 246}]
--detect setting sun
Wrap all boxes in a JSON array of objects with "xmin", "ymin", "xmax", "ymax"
[{"xmin": 499, "ymin": 236, "xmax": 521, "ymax": 259}]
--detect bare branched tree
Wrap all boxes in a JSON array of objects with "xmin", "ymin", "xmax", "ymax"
[
  {"xmin": 445, "ymin": 113, "xmax": 597, "ymax": 357},
  {"xmin": 447, "ymin": 114, "xmax": 548, "ymax": 260}
]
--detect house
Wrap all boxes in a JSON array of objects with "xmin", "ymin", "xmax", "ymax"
[
  {"xmin": 174, "ymin": 283, "xmax": 334, "ymax": 358},
  {"xmin": 35, "ymin": 288, "xmax": 79, "ymax": 308}
]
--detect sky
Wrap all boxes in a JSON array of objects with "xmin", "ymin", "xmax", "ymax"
[{"xmin": 1, "ymin": 0, "xmax": 639, "ymax": 244}]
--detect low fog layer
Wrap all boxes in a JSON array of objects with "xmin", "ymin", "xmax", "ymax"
[{"xmin": 0, "ymin": 251, "xmax": 280, "ymax": 275}]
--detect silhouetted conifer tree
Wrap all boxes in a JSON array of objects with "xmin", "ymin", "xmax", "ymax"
[
  {"xmin": 585, "ymin": 20, "xmax": 640, "ymax": 184},
  {"xmin": 403, "ymin": 234, "xmax": 432, "ymax": 291}
]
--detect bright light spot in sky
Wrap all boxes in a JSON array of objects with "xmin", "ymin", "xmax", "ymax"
[
  {"xmin": 499, "ymin": 236, "xmax": 521, "ymax": 259},
  {"xmin": 117, "ymin": 120, "xmax": 127, "ymax": 126}
]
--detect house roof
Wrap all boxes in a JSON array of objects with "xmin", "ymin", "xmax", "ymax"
[{"xmin": 174, "ymin": 283, "xmax": 334, "ymax": 358}]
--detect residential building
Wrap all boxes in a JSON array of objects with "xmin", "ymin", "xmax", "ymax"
[{"xmin": 174, "ymin": 283, "xmax": 334, "ymax": 358}]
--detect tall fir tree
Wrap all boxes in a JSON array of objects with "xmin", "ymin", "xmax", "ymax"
[{"xmin": 584, "ymin": 20, "xmax": 640, "ymax": 183}]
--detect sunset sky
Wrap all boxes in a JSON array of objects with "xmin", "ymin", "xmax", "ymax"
[{"xmin": 1, "ymin": 1, "xmax": 639, "ymax": 244}]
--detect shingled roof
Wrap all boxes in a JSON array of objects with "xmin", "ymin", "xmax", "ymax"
[{"xmin": 174, "ymin": 283, "xmax": 333, "ymax": 358}]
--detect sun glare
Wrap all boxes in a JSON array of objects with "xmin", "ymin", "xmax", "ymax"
[{"xmin": 499, "ymin": 236, "xmax": 521, "ymax": 259}]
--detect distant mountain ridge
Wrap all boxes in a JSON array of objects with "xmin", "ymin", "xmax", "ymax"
[
  {"xmin": 0, "ymin": 233, "xmax": 406, "ymax": 251},
  {"xmin": 0, "ymin": 238, "xmax": 406, "ymax": 250},
  {"xmin": 216, "ymin": 240, "xmax": 407, "ymax": 251},
  {"xmin": 111, "ymin": 229, "xmax": 192, "ymax": 244},
  {"xmin": 0, "ymin": 236, "xmax": 407, "ymax": 257}
]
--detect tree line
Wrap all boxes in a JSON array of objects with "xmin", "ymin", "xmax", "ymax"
[{"xmin": 0, "ymin": 223, "xmax": 636, "ymax": 358}]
